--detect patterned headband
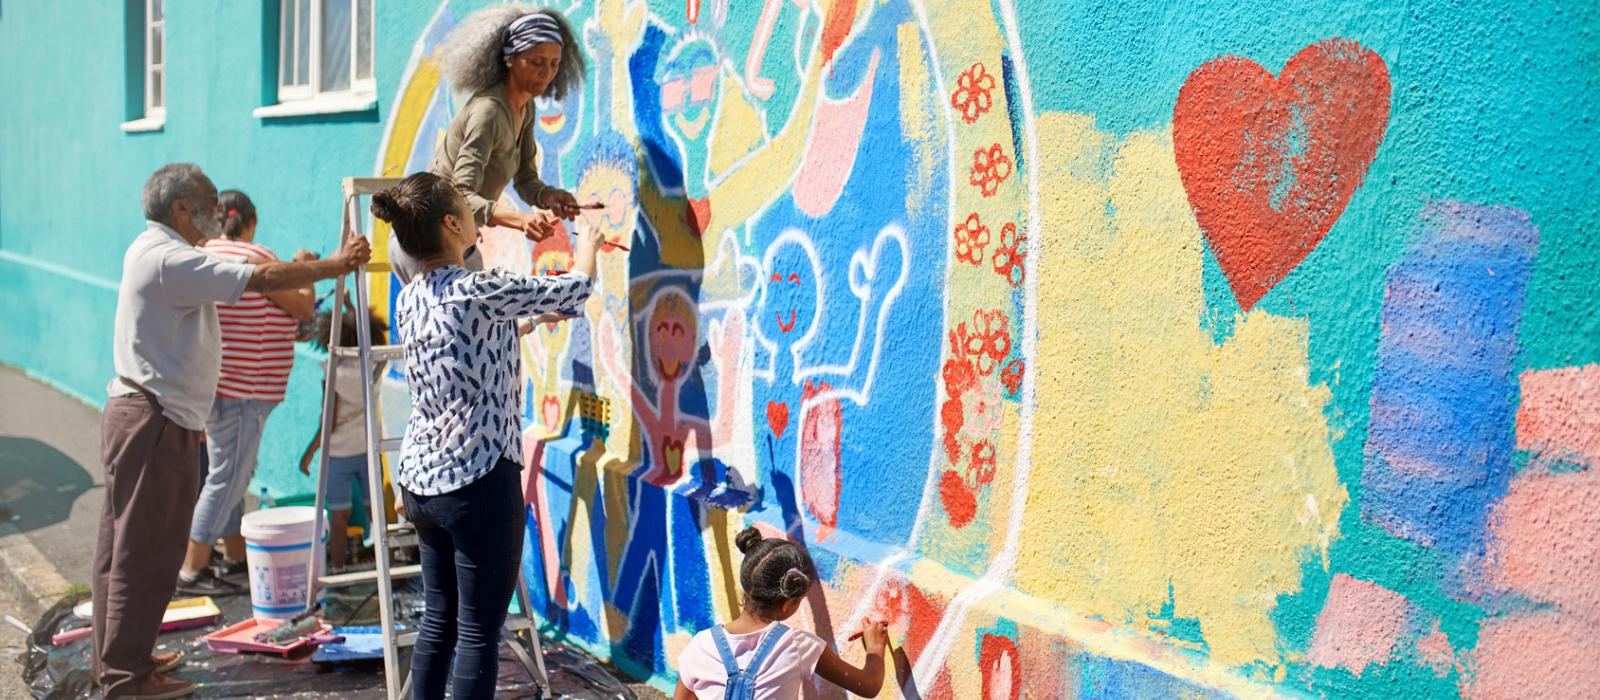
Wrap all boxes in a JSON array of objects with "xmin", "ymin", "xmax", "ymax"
[{"xmin": 503, "ymin": 14, "xmax": 563, "ymax": 60}]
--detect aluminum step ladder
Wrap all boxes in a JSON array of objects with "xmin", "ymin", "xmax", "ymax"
[{"xmin": 303, "ymin": 177, "xmax": 550, "ymax": 700}]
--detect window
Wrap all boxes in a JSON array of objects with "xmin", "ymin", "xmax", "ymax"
[
  {"xmin": 121, "ymin": 0, "xmax": 165, "ymax": 131},
  {"xmin": 145, "ymin": 0, "xmax": 165, "ymax": 118},
  {"xmin": 278, "ymin": 0, "xmax": 374, "ymax": 102}
]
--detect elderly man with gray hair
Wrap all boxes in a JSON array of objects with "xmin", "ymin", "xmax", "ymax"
[{"xmin": 94, "ymin": 163, "xmax": 369, "ymax": 700}]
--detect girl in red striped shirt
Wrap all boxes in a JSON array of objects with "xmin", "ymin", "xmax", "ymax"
[{"xmin": 178, "ymin": 191, "xmax": 318, "ymax": 596}]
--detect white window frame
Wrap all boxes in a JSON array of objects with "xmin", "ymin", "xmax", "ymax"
[
  {"xmin": 144, "ymin": 0, "xmax": 165, "ymax": 119},
  {"xmin": 122, "ymin": 0, "xmax": 166, "ymax": 132},
  {"xmin": 261, "ymin": 0, "xmax": 374, "ymax": 117}
]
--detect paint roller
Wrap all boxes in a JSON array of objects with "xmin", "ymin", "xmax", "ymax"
[{"xmin": 254, "ymin": 608, "xmax": 323, "ymax": 645}]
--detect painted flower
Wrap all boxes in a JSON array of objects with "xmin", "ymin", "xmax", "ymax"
[
  {"xmin": 969, "ymin": 144, "xmax": 1013, "ymax": 197},
  {"xmin": 943, "ymin": 357, "xmax": 978, "ymax": 396},
  {"xmin": 964, "ymin": 309, "xmax": 1012, "ymax": 376},
  {"xmin": 953, "ymin": 212, "xmax": 991, "ymax": 266},
  {"xmin": 992, "ymin": 222, "xmax": 1026, "ymax": 288},
  {"xmin": 950, "ymin": 63, "xmax": 996, "ymax": 124},
  {"xmin": 940, "ymin": 469, "xmax": 977, "ymax": 528},
  {"xmin": 959, "ymin": 375, "xmax": 1004, "ymax": 442},
  {"xmin": 1000, "ymin": 358, "xmax": 1025, "ymax": 396},
  {"xmin": 968, "ymin": 439, "xmax": 997, "ymax": 487},
  {"xmin": 940, "ymin": 397, "xmax": 965, "ymax": 463}
]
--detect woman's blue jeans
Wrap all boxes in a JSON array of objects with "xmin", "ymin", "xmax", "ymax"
[{"xmin": 401, "ymin": 457, "xmax": 524, "ymax": 700}]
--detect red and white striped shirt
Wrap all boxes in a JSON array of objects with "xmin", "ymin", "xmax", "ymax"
[{"xmin": 204, "ymin": 239, "xmax": 299, "ymax": 402}]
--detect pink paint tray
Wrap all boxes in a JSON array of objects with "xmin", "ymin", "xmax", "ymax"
[{"xmin": 202, "ymin": 618, "xmax": 333, "ymax": 657}]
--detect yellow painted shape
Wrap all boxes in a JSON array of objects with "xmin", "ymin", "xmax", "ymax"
[
  {"xmin": 372, "ymin": 58, "xmax": 443, "ymax": 317},
  {"xmin": 700, "ymin": 508, "xmax": 743, "ymax": 624},
  {"xmin": 1015, "ymin": 113, "xmax": 1346, "ymax": 667},
  {"xmin": 708, "ymin": 75, "xmax": 766, "ymax": 178},
  {"xmin": 897, "ymin": 21, "xmax": 939, "ymax": 228},
  {"xmin": 566, "ymin": 484, "xmax": 596, "ymax": 605},
  {"xmin": 637, "ymin": 166, "xmax": 704, "ymax": 269},
  {"xmin": 912, "ymin": 0, "xmax": 1029, "ymax": 568}
]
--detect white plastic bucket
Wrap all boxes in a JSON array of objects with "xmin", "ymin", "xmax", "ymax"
[{"xmin": 240, "ymin": 506, "xmax": 316, "ymax": 620}]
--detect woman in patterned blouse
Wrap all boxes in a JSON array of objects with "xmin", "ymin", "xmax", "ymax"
[{"xmin": 371, "ymin": 171, "xmax": 601, "ymax": 700}]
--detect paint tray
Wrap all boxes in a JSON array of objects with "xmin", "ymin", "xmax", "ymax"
[
  {"xmin": 202, "ymin": 618, "xmax": 332, "ymax": 657},
  {"xmin": 311, "ymin": 626, "xmax": 385, "ymax": 663},
  {"xmin": 53, "ymin": 597, "xmax": 222, "ymax": 646}
]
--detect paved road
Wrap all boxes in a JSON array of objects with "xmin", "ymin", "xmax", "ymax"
[
  {"xmin": 0, "ymin": 367, "xmax": 666, "ymax": 698},
  {"xmin": 0, "ymin": 367, "xmax": 104, "ymax": 590}
]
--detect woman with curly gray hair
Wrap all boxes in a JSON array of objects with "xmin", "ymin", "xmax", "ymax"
[{"xmin": 389, "ymin": 5, "xmax": 588, "ymax": 285}]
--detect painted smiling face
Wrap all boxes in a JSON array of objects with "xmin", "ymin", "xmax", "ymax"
[
  {"xmin": 533, "ymin": 248, "xmax": 575, "ymax": 344},
  {"xmin": 647, "ymin": 291, "xmax": 698, "ymax": 383},
  {"xmin": 533, "ymin": 95, "xmax": 581, "ymax": 183},
  {"xmin": 656, "ymin": 39, "xmax": 719, "ymax": 197},
  {"xmin": 575, "ymin": 160, "xmax": 638, "ymax": 250},
  {"xmin": 758, "ymin": 239, "xmax": 821, "ymax": 348}
]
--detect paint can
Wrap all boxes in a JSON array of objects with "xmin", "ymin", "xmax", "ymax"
[{"xmin": 240, "ymin": 506, "xmax": 316, "ymax": 620}]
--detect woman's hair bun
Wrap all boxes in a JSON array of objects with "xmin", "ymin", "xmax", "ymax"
[
  {"xmin": 370, "ymin": 191, "xmax": 401, "ymax": 223},
  {"xmin": 735, "ymin": 526, "xmax": 763, "ymax": 554}
]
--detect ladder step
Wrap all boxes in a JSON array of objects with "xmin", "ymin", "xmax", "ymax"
[
  {"xmin": 379, "ymin": 437, "xmax": 403, "ymax": 452},
  {"xmin": 344, "ymin": 176, "xmax": 406, "ymax": 197},
  {"xmin": 386, "ymin": 522, "xmax": 418, "ymax": 548},
  {"xmin": 332, "ymin": 344, "xmax": 406, "ymax": 361},
  {"xmin": 318, "ymin": 564, "xmax": 422, "ymax": 588}
]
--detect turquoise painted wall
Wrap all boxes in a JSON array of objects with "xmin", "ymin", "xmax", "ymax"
[{"xmin": 0, "ymin": 0, "xmax": 434, "ymax": 501}]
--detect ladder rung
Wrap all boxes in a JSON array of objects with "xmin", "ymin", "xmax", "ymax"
[
  {"xmin": 318, "ymin": 564, "xmax": 422, "ymax": 587},
  {"xmin": 379, "ymin": 437, "xmax": 403, "ymax": 452},
  {"xmin": 363, "ymin": 262, "xmax": 392, "ymax": 273},
  {"xmin": 344, "ymin": 177, "xmax": 406, "ymax": 196},
  {"xmin": 332, "ymin": 344, "xmax": 406, "ymax": 361},
  {"xmin": 385, "ymin": 522, "xmax": 417, "ymax": 547},
  {"xmin": 504, "ymin": 616, "xmax": 534, "ymax": 632}
]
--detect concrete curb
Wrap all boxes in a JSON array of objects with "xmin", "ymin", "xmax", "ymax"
[{"xmin": 0, "ymin": 527, "xmax": 77, "ymax": 622}]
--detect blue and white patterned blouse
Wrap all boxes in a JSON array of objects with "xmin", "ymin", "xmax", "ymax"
[{"xmin": 395, "ymin": 265, "xmax": 592, "ymax": 496}]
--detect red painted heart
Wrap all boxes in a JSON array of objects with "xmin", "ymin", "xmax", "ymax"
[
  {"xmin": 1174, "ymin": 38, "xmax": 1390, "ymax": 310},
  {"xmin": 685, "ymin": 197, "xmax": 712, "ymax": 237},
  {"xmin": 766, "ymin": 400, "xmax": 790, "ymax": 439},
  {"xmin": 661, "ymin": 436, "xmax": 686, "ymax": 477}
]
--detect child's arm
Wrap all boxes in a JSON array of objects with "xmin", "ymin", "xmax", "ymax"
[
  {"xmin": 299, "ymin": 424, "xmax": 322, "ymax": 476},
  {"xmin": 814, "ymin": 620, "xmax": 888, "ymax": 698},
  {"xmin": 300, "ymin": 386, "xmax": 334, "ymax": 475},
  {"xmin": 671, "ymin": 679, "xmax": 698, "ymax": 700}
]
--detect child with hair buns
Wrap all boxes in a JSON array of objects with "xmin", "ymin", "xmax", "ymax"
[{"xmin": 674, "ymin": 527, "xmax": 887, "ymax": 699}]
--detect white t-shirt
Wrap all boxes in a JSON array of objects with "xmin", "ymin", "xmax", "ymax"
[
  {"xmin": 677, "ymin": 624, "xmax": 828, "ymax": 700},
  {"xmin": 107, "ymin": 222, "xmax": 254, "ymax": 430},
  {"xmin": 326, "ymin": 357, "xmax": 383, "ymax": 458}
]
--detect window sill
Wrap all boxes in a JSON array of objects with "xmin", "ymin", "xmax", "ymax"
[
  {"xmin": 119, "ymin": 116, "xmax": 165, "ymax": 133},
  {"xmin": 254, "ymin": 93, "xmax": 377, "ymax": 119}
]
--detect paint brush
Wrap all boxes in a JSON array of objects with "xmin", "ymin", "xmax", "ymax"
[
  {"xmin": 577, "ymin": 202, "xmax": 607, "ymax": 209},
  {"xmin": 602, "ymin": 240, "xmax": 630, "ymax": 252}
]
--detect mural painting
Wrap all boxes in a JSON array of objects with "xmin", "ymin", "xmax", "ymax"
[{"xmin": 368, "ymin": 1, "xmax": 1600, "ymax": 697}]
